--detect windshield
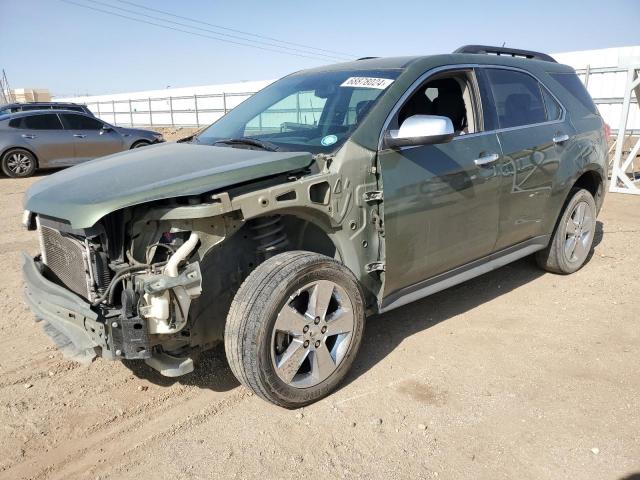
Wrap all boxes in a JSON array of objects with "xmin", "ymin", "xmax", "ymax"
[{"xmin": 196, "ymin": 69, "xmax": 401, "ymax": 153}]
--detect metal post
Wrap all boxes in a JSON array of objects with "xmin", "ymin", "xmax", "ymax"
[
  {"xmin": 128, "ymin": 99, "xmax": 133, "ymax": 127},
  {"xmin": 148, "ymin": 97, "xmax": 153, "ymax": 126},
  {"xmin": 296, "ymin": 92, "xmax": 300, "ymax": 124},
  {"xmin": 222, "ymin": 92, "xmax": 227, "ymax": 115},
  {"xmin": 112, "ymin": 100, "xmax": 116, "ymax": 125},
  {"xmin": 584, "ymin": 64, "xmax": 591, "ymax": 88},
  {"xmin": 96, "ymin": 101, "xmax": 101, "ymax": 117},
  {"xmin": 169, "ymin": 96, "xmax": 174, "ymax": 126},
  {"xmin": 194, "ymin": 94, "xmax": 199, "ymax": 126},
  {"xmin": 610, "ymin": 66, "xmax": 640, "ymax": 194}
]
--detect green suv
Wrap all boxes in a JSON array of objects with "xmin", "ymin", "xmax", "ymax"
[{"xmin": 22, "ymin": 45, "xmax": 607, "ymax": 407}]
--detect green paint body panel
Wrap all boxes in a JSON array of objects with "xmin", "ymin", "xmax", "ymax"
[{"xmin": 24, "ymin": 142, "xmax": 313, "ymax": 228}]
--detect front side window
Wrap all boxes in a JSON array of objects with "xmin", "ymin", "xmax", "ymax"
[
  {"xmin": 196, "ymin": 69, "xmax": 402, "ymax": 153},
  {"xmin": 61, "ymin": 113, "xmax": 104, "ymax": 130},
  {"xmin": 395, "ymin": 70, "xmax": 479, "ymax": 135},
  {"xmin": 19, "ymin": 114, "xmax": 63, "ymax": 130},
  {"xmin": 485, "ymin": 69, "xmax": 546, "ymax": 128}
]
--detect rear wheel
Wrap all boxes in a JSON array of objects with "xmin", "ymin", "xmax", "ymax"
[
  {"xmin": 2, "ymin": 149, "xmax": 37, "ymax": 178},
  {"xmin": 225, "ymin": 251, "xmax": 365, "ymax": 408},
  {"xmin": 536, "ymin": 188, "xmax": 596, "ymax": 274}
]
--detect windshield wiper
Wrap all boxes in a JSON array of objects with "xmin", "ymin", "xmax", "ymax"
[{"xmin": 213, "ymin": 137, "xmax": 280, "ymax": 152}]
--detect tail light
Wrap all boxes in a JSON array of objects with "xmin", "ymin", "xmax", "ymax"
[{"xmin": 603, "ymin": 122, "xmax": 611, "ymax": 143}]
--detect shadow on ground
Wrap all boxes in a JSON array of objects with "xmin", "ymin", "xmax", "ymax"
[{"xmin": 126, "ymin": 221, "xmax": 604, "ymax": 396}]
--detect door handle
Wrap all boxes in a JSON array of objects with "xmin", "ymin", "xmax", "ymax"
[
  {"xmin": 21, "ymin": 134, "xmax": 36, "ymax": 139},
  {"xmin": 552, "ymin": 133, "xmax": 570, "ymax": 144},
  {"xmin": 474, "ymin": 153, "xmax": 499, "ymax": 166},
  {"xmin": 73, "ymin": 134, "xmax": 87, "ymax": 138}
]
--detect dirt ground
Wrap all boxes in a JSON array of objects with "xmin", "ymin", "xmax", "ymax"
[{"xmin": 0, "ymin": 168, "xmax": 638, "ymax": 480}]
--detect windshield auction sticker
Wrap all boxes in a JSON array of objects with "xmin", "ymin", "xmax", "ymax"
[{"xmin": 340, "ymin": 77, "xmax": 395, "ymax": 89}]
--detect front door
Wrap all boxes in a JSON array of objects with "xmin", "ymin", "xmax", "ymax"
[
  {"xmin": 378, "ymin": 69, "xmax": 503, "ymax": 298},
  {"xmin": 59, "ymin": 113, "xmax": 123, "ymax": 162}
]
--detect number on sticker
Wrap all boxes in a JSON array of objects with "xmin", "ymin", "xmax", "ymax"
[{"xmin": 340, "ymin": 77, "xmax": 395, "ymax": 89}]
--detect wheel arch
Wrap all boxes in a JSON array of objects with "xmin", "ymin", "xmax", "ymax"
[
  {"xmin": 130, "ymin": 139, "xmax": 151, "ymax": 149},
  {"xmin": 571, "ymin": 168, "xmax": 604, "ymax": 212}
]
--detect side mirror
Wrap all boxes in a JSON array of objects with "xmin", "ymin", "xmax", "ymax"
[
  {"xmin": 100, "ymin": 125, "xmax": 113, "ymax": 135},
  {"xmin": 383, "ymin": 115, "xmax": 455, "ymax": 149}
]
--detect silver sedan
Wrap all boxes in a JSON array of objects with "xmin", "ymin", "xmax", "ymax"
[{"xmin": 0, "ymin": 109, "xmax": 164, "ymax": 177}]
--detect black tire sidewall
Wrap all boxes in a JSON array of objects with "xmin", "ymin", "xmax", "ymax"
[
  {"xmin": 2, "ymin": 149, "xmax": 36, "ymax": 177},
  {"xmin": 234, "ymin": 253, "xmax": 365, "ymax": 408}
]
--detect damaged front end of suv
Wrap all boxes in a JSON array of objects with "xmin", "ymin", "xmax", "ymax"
[
  {"xmin": 22, "ymin": 139, "xmax": 381, "ymax": 377},
  {"xmin": 21, "ymin": 65, "xmax": 402, "ymax": 398}
]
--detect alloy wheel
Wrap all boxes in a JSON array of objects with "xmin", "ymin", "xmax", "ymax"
[
  {"xmin": 271, "ymin": 280, "xmax": 355, "ymax": 388},
  {"xmin": 564, "ymin": 200, "xmax": 594, "ymax": 264},
  {"xmin": 6, "ymin": 152, "xmax": 33, "ymax": 175}
]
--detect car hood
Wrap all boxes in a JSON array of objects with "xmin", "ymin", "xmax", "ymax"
[{"xmin": 24, "ymin": 142, "xmax": 313, "ymax": 228}]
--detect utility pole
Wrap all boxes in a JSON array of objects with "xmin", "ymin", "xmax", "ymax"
[{"xmin": 0, "ymin": 69, "xmax": 16, "ymax": 105}]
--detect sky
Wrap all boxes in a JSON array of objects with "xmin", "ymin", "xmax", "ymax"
[{"xmin": 1, "ymin": 0, "xmax": 638, "ymax": 97}]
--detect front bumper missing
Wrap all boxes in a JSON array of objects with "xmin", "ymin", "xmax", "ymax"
[
  {"xmin": 22, "ymin": 252, "xmax": 109, "ymax": 362},
  {"xmin": 22, "ymin": 252, "xmax": 197, "ymax": 375},
  {"xmin": 22, "ymin": 253, "xmax": 153, "ymax": 362}
]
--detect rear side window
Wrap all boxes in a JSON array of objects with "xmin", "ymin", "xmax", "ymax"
[
  {"xmin": 485, "ymin": 69, "xmax": 546, "ymax": 128},
  {"xmin": 61, "ymin": 113, "xmax": 104, "ymax": 130},
  {"xmin": 549, "ymin": 72, "xmax": 598, "ymax": 115},
  {"xmin": 16, "ymin": 114, "xmax": 63, "ymax": 130},
  {"xmin": 541, "ymin": 88, "xmax": 562, "ymax": 121}
]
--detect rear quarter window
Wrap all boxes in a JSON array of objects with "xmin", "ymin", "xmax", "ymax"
[{"xmin": 549, "ymin": 72, "xmax": 599, "ymax": 115}]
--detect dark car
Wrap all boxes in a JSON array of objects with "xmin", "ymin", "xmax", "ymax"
[
  {"xmin": 0, "ymin": 110, "xmax": 164, "ymax": 177},
  {"xmin": 21, "ymin": 45, "xmax": 607, "ymax": 407},
  {"xmin": 0, "ymin": 101, "xmax": 94, "ymax": 116}
]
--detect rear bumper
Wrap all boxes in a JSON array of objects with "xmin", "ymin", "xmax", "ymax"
[{"xmin": 21, "ymin": 252, "xmax": 111, "ymax": 360}]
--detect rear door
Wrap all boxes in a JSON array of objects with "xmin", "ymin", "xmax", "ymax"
[
  {"xmin": 479, "ymin": 67, "xmax": 574, "ymax": 249},
  {"xmin": 10, "ymin": 113, "xmax": 74, "ymax": 167},
  {"xmin": 59, "ymin": 113, "xmax": 124, "ymax": 161}
]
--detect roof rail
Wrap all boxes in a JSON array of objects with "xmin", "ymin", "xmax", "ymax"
[{"xmin": 454, "ymin": 45, "xmax": 557, "ymax": 63}]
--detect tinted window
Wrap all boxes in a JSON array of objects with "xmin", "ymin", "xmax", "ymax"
[
  {"xmin": 20, "ymin": 114, "xmax": 63, "ymax": 130},
  {"xmin": 64, "ymin": 106, "xmax": 85, "ymax": 112},
  {"xmin": 61, "ymin": 113, "xmax": 104, "ymax": 130},
  {"xmin": 541, "ymin": 87, "xmax": 562, "ymax": 121},
  {"xmin": 485, "ymin": 69, "xmax": 546, "ymax": 128},
  {"xmin": 550, "ymin": 72, "xmax": 598, "ymax": 115},
  {"xmin": 21, "ymin": 105, "xmax": 49, "ymax": 111}
]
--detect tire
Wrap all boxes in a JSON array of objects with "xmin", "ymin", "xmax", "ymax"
[
  {"xmin": 536, "ymin": 188, "xmax": 597, "ymax": 274},
  {"xmin": 131, "ymin": 140, "xmax": 150, "ymax": 149},
  {"xmin": 225, "ymin": 251, "xmax": 365, "ymax": 408},
  {"xmin": 2, "ymin": 148, "xmax": 37, "ymax": 178}
]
